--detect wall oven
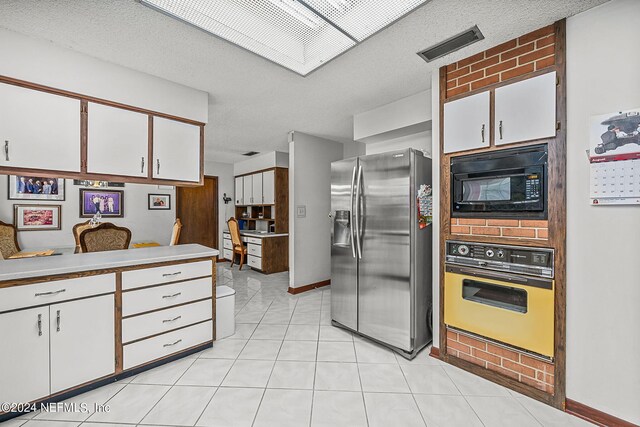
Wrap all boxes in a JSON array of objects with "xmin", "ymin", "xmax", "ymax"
[
  {"xmin": 451, "ymin": 144, "xmax": 548, "ymax": 218},
  {"xmin": 444, "ymin": 241, "xmax": 554, "ymax": 358}
]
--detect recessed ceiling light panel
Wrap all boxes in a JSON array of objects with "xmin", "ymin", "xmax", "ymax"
[{"xmin": 140, "ymin": 0, "xmax": 428, "ymax": 76}]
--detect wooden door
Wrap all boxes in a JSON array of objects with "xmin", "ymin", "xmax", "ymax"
[
  {"xmin": 443, "ymin": 91, "xmax": 490, "ymax": 153},
  {"xmin": 87, "ymin": 102, "xmax": 149, "ymax": 177},
  {"xmin": 0, "ymin": 306, "xmax": 50, "ymax": 404},
  {"xmin": 176, "ymin": 176, "xmax": 218, "ymax": 249},
  {"xmin": 0, "ymin": 82, "xmax": 81, "ymax": 172},
  {"xmin": 50, "ymin": 295, "xmax": 115, "ymax": 394},
  {"xmin": 152, "ymin": 116, "xmax": 201, "ymax": 182},
  {"xmin": 494, "ymin": 71, "xmax": 557, "ymax": 145}
]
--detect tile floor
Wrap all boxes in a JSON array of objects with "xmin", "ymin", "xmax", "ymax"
[{"xmin": 8, "ymin": 264, "xmax": 594, "ymax": 427}]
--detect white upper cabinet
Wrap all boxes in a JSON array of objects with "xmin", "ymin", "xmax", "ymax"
[
  {"xmin": 263, "ymin": 170, "xmax": 275, "ymax": 205},
  {"xmin": 49, "ymin": 295, "xmax": 115, "ymax": 394},
  {"xmin": 495, "ymin": 71, "xmax": 557, "ymax": 146},
  {"xmin": 0, "ymin": 83, "xmax": 81, "ymax": 172},
  {"xmin": 243, "ymin": 174, "xmax": 253, "ymax": 204},
  {"xmin": 444, "ymin": 91, "xmax": 490, "ymax": 153},
  {"xmin": 252, "ymin": 172, "xmax": 263, "ymax": 204},
  {"xmin": 152, "ymin": 117, "xmax": 201, "ymax": 182},
  {"xmin": 0, "ymin": 306, "xmax": 50, "ymax": 404},
  {"xmin": 235, "ymin": 176, "xmax": 244, "ymax": 205},
  {"xmin": 87, "ymin": 103, "xmax": 148, "ymax": 177}
]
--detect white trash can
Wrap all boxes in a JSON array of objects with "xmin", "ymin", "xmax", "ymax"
[{"xmin": 216, "ymin": 285, "xmax": 236, "ymax": 339}]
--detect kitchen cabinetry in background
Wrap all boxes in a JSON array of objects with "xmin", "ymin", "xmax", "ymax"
[
  {"xmin": 235, "ymin": 176, "xmax": 244, "ymax": 205},
  {"xmin": 0, "ymin": 82, "xmax": 81, "ymax": 172},
  {"xmin": 243, "ymin": 174, "xmax": 253, "ymax": 204},
  {"xmin": 262, "ymin": 170, "xmax": 275, "ymax": 205},
  {"xmin": 495, "ymin": 71, "xmax": 557, "ymax": 146},
  {"xmin": 252, "ymin": 172, "xmax": 263, "ymax": 204},
  {"xmin": 87, "ymin": 102, "xmax": 148, "ymax": 177},
  {"xmin": 444, "ymin": 91, "xmax": 490, "ymax": 153},
  {"xmin": 152, "ymin": 117, "xmax": 201, "ymax": 183}
]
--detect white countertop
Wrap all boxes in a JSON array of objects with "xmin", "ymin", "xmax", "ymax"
[
  {"xmin": 0, "ymin": 244, "xmax": 219, "ymax": 283},
  {"xmin": 223, "ymin": 231, "xmax": 289, "ymax": 238}
]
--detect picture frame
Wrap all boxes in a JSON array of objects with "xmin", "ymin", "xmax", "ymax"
[
  {"xmin": 14, "ymin": 204, "xmax": 62, "ymax": 231},
  {"xmin": 79, "ymin": 189, "xmax": 124, "ymax": 218},
  {"xmin": 148, "ymin": 194, "xmax": 171, "ymax": 210},
  {"xmin": 8, "ymin": 175, "xmax": 65, "ymax": 201}
]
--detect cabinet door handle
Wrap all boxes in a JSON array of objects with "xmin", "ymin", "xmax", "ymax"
[
  {"xmin": 4, "ymin": 140, "xmax": 8, "ymax": 161},
  {"xmin": 37, "ymin": 314, "xmax": 42, "ymax": 336},
  {"xmin": 56, "ymin": 310, "xmax": 61, "ymax": 332},
  {"xmin": 499, "ymin": 120, "xmax": 503, "ymax": 140},
  {"xmin": 157, "ymin": 159, "xmax": 160, "ymax": 175},
  {"xmin": 35, "ymin": 289, "xmax": 66, "ymax": 297},
  {"xmin": 162, "ymin": 292, "xmax": 182, "ymax": 299},
  {"xmin": 163, "ymin": 339, "xmax": 182, "ymax": 347},
  {"xmin": 481, "ymin": 124, "xmax": 485, "ymax": 143},
  {"xmin": 141, "ymin": 157, "xmax": 145, "ymax": 173},
  {"xmin": 162, "ymin": 315, "xmax": 182, "ymax": 323},
  {"xmin": 162, "ymin": 271, "xmax": 182, "ymax": 277}
]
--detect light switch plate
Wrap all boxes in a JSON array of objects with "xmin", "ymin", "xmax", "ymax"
[{"xmin": 296, "ymin": 205, "xmax": 306, "ymax": 218}]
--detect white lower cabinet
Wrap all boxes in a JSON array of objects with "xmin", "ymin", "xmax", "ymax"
[
  {"xmin": 0, "ymin": 306, "xmax": 50, "ymax": 405},
  {"xmin": 50, "ymin": 295, "xmax": 115, "ymax": 394},
  {"xmin": 248, "ymin": 255, "xmax": 262, "ymax": 269}
]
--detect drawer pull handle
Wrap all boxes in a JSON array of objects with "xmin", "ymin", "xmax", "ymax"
[
  {"xmin": 4, "ymin": 140, "xmax": 9, "ymax": 161},
  {"xmin": 163, "ymin": 315, "xmax": 182, "ymax": 323},
  {"xmin": 37, "ymin": 314, "xmax": 42, "ymax": 336},
  {"xmin": 162, "ymin": 292, "xmax": 182, "ymax": 299},
  {"xmin": 162, "ymin": 272, "xmax": 182, "ymax": 277},
  {"xmin": 163, "ymin": 339, "xmax": 182, "ymax": 347},
  {"xmin": 35, "ymin": 289, "xmax": 66, "ymax": 297},
  {"xmin": 56, "ymin": 310, "xmax": 61, "ymax": 332}
]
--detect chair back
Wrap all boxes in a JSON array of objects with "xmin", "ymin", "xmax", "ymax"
[
  {"xmin": 0, "ymin": 220, "xmax": 20, "ymax": 259},
  {"xmin": 79, "ymin": 223, "xmax": 132, "ymax": 253},
  {"xmin": 72, "ymin": 220, "xmax": 93, "ymax": 254},
  {"xmin": 170, "ymin": 218, "xmax": 183, "ymax": 246},
  {"xmin": 227, "ymin": 217, "xmax": 244, "ymax": 249}
]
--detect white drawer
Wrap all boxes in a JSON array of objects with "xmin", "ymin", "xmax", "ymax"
[
  {"xmin": 122, "ymin": 260, "xmax": 212, "ymax": 290},
  {"xmin": 248, "ymin": 255, "xmax": 262, "ymax": 270},
  {"xmin": 223, "ymin": 232, "xmax": 230, "ymax": 239},
  {"xmin": 122, "ymin": 299, "xmax": 212, "ymax": 343},
  {"xmin": 0, "ymin": 274, "xmax": 115, "ymax": 313},
  {"xmin": 246, "ymin": 237, "xmax": 262, "ymax": 245},
  {"xmin": 123, "ymin": 320, "xmax": 213, "ymax": 370},
  {"xmin": 248, "ymin": 244, "xmax": 262, "ymax": 257},
  {"xmin": 223, "ymin": 249, "xmax": 233, "ymax": 260},
  {"xmin": 223, "ymin": 240, "xmax": 233, "ymax": 250},
  {"xmin": 122, "ymin": 277, "xmax": 212, "ymax": 317}
]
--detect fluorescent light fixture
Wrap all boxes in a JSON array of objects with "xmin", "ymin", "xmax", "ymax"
[{"xmin": 139, "ymin": 0, "xmax": 429, "ymax": 76}]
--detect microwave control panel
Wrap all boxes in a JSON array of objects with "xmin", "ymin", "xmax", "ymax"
[
  {"xmin": 525, "ymin": 174, "xmax": 542, "ymax": 200},
  {"xmin": 445, "ymin": 241, "xmax": 554, "ymax": 278}
]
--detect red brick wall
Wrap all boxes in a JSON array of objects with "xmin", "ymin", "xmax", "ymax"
[
  {"xmin": 447, "ymin": 329, "xmax": 554, "ymax": 394},
  {"xmin": 450, "ymin": 218, "xmax": 549, "ymax": 240},
  {"xmin": 446, "ymin": 25, "xmax": 556, "ymax": 98}
]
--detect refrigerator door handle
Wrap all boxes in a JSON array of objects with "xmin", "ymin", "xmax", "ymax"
[
  {"xmin": 350, "ymin": 165, "xmax": 357, "ymax": 258},
  {"xmin": 354, "ymin": 164, "xmax": 363, "ymax": 259}
]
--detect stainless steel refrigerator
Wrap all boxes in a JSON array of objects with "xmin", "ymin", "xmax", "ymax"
[{"xmin": 330, "ymin": 148, "xmax": 433, "ymax": 359}]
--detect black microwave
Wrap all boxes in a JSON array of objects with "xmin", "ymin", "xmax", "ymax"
[{"xmin": 451, "ymin": 144, "xmax": 548, "ymax": 219}]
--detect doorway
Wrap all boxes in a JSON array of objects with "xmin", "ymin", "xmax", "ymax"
[{"xmin": 176, "ymin": 176, "xmax": 218, "ymax": 249}]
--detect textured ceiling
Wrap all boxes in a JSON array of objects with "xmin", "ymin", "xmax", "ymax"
[{"xmin": 0, "ymin": 0, "xmax": 607, "ymax": 163}]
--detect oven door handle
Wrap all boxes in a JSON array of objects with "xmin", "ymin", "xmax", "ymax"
[{"xmin": 446, "ymin": 265, "xmax": 552, "ymax": 289}]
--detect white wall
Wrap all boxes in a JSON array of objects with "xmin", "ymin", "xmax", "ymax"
[
  {"xmin": 233, "ymin": 151, "xmax": 289, "ymax": 176},
  {"xmin": 204, "ymin": 161, "xmax": 235, "ymax": 250},
  {"xmin": 0, "ymin": 176, "xmax": 175, "ymax": 248},
  {"xmin": 342, "ymin": 141, "xmax": 366, "ymax": 159},
  {"xmin": 365, "ymin": 131, "xmax": 432, "ymax": 156},
  {"xmin": 289, "ymin": 132, "xmax": 343, "ymax": 288},
  {"xmin": 565, "ymin": 0, "xmax": 640, "ymax": 423},
  {"xmin": 0, "ymin": 28, "xmax": 208, "ymax": 123}
]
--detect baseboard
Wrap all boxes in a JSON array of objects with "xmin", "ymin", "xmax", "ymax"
[
  {"xmin": 288, "ymin": 279, "xmax": 331, "ymax": 295},
  {"xmin": 429, "ymin": 346, "xmax": 440, "ymax": 359},
  {"xmin": 565, "ymin": 399, "xmax": 637, "ymax": 427}
]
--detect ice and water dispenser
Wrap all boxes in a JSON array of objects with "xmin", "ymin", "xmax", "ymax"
[{"xmin": 333, "ymin": 210, "xmax": 351, "ymax": 246}]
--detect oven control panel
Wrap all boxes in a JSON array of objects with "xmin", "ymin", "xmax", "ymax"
[{"xmin": 446, "ymin": 241, "xmax": 554, "ymax": 278}]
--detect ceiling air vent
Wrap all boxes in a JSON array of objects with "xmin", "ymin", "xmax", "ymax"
[
  {"xmin": 242, "ymin": 151, "xmax": 260, "ymax": 156},
  {"xmin": 417, "ymin": 26, "xmax": 484, "ymax": 62}
]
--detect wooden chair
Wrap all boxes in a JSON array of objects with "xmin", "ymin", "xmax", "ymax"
[
  {"xmin": 170, "ymin": 218, "xmax": 183, "ymax": 246},
  {"xmin": 72, "ymin": 220, "xmax": 93, "ymax": 254},
  {"xmin": 79, "ymin": 223, "xmax": 132, "ymax": 253},
  {"xmin": 0, "ymin": 220, "xmax": 20, "ymax": 259},
  {"xmin": 227, "ymin": 217, "xmax": 247, "ymax": 270}
]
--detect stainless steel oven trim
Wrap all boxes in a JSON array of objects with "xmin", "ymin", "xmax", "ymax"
[{"xmin": 445, "ymin": 265, "xmax": 553, "ymax": 290}]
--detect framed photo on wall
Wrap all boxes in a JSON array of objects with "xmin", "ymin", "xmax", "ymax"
[
  {"xmin": 80, "ymin": 189, "xmax": 124, "ymax": 218},
  {"xmin": 8, "ymin": 175, "xmax": 65, "ymax": 201},
  {"xmin": 148, "ymin": 194, "xmax": 171, "ymax": 210},
  {"xmin": 14, "ymin": 204, "xmax": 62, "ymax": 231}
]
